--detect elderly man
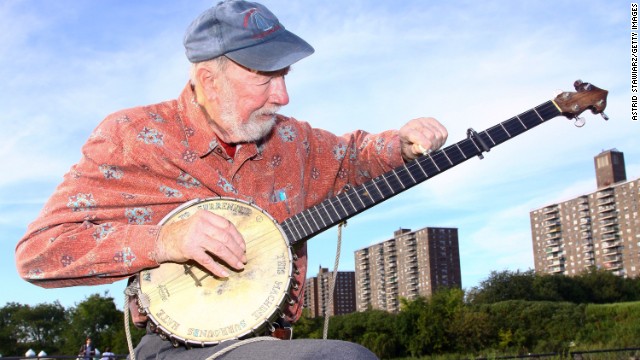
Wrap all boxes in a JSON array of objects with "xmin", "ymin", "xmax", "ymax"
[{"xmin": 16, "ymin": 1, "xmax": 447, "ymax": 359}]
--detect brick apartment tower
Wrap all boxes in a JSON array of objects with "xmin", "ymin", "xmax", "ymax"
[
  {"xmin": 354, "ymin": 227, "xmax": 461, "ymax": 313},
  {"xmin": 595, "ymin": 149, "xmax": 627, "ymax": 189},
  {"xmin": 530, "ymin": 149, "xmax": 640, "ymax": 278},
  {"xmin": 302, "ymin": 267, "xmax": 356, "ymax": 318}
]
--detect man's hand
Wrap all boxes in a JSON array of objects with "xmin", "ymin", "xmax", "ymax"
[
  {"xmin": 153, "ymin": 210, "xmax": 247, "ymax": 278},
  {"xmin": 399, "ymin": 117, "xmax": 448, "ymax": 161}
]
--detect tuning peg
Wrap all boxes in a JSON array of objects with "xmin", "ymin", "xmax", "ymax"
[
  {"xmin": 574, "ymin": 117, "xmax": 586, "ymax": 127},
  {"xmin": 600, "ymin": 112, "xmax": 609, "ymax": 121}
]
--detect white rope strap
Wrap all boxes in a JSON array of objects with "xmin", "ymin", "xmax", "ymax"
[
  {"xmin": 123, "ymin": 285, "xmax": 138, "ymax": 360},
  {"xmin": 323, "ymin": 221, "xmax": 345, "ymax": 339},
  {"xmin": 205, "ymin": 336, "xmax": 279, "ymax": 360}
]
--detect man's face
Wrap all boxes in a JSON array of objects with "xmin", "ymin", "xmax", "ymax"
[{"xmin": 208, "ymin": 60, "xmax": 290, "ymax": 144}]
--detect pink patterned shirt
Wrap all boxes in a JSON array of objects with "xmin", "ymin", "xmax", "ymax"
[{"xmin": 15, "ymin": 83, "xmax": 403, "ymax": 321}]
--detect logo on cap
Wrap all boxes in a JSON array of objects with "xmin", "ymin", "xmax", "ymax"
[{"xmin": 242, "ymin": 8, "xmax": 281, "ymax": 39}]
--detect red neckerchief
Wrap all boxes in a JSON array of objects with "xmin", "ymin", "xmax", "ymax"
[{"xmin": 219, "ymin": 138, "xmax": 237, "ymax": 158}]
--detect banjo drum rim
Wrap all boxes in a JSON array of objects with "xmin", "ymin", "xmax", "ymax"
[{"xmin": 136, "ymin": 196, "xmax": 294, "ymax": 347}]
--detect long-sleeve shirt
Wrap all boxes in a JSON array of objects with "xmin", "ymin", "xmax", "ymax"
[{"xmin": 15, "ymin": 82, "xmax": 404, "ymax": 321}]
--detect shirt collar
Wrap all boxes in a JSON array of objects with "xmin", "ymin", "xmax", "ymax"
[{"xmin": 177, "ymin": 82, "xmax": 225, "ymax": 158}]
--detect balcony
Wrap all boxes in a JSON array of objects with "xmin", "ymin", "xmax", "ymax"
[
  {"xmin": 547, "ymin": 259, "xmax": 564, "ymax": 267},
  {"xmin": 546, "ymin": 241, "xmax": 560, "ymax": 250},
  {"xmin": 603, "ymin": 260, "xmax": 623, "ymax": 270},
  {"xmin": 598, "ymin": 204, "xmax": 616, "ymax": 213},
  {"xmin": 542, "ymin": 211, "xmax": 560, "ymax": 221},
  {"xmin": 544, "ymin": 220, "xmax": 561, "ymax": 227},
  {"xmin": 601, "ymin": 240, "xmax": 621, "ymax": 249},
  {"xmin": 602, "ymin": 254, "xmax": 622, "ymax": 263},
  {"xmin": 596, "ymin": 189, "xmax": 614, "ymax": 199},
  {"xmin": 600, "ymin": 218, "xmax": 618, "ymax": 227},
  {"xmin": 601, "ymin": 225, "xmax": 620, "ymax": 234},
  {"xmin": 596, "ymin": 196, "xmax": 615, "ymax": 206},
  {"xmin": 546, "ymin": 225, "xmax": 562, "ymax": 233},
  {"xmin": 549, "ymin": 266, "xmax": 564, "ymax": 274}
]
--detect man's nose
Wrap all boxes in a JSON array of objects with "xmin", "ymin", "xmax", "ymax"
[{"xmin": 269, "ymin": 76, "xmax": 289, "ymax": 106}]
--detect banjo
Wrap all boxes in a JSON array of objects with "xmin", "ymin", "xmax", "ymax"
[{"xmin": 135, "ymin": 80, "xmax": 608, "ymax": 347}]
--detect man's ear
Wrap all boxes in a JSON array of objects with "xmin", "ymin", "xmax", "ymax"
[{"xmin": 195, "ymin": 65, "xmax": 220, "ymax": 102}]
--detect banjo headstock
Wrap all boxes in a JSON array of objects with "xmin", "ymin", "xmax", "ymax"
[{"xmin": 553, "ymin": 80, "xmax": 609, "ymax": 127}]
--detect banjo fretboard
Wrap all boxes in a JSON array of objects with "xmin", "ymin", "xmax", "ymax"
[{"xmin": 280, "ymin": 101, "xmax": 561, "ymax": 246}]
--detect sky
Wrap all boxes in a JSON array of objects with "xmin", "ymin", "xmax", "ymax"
[{"xmin": 0, "ymin": 0, "xmax": 637, "ymax": 310}]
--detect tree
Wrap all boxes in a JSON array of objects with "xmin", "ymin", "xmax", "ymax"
[
  {"xmin": 467, "ymin": 270, "xmax": 535, "ymax": 304},
  {"xmin": 17, "ymin": 302, "xmax": 67, "ymax": 353},
  {"xmin": 576, "ymin": 268, "xmax": 631, "ymax": 303},
  {"xmin": 532, "ymin": 273, "xmax": 587, "ymax": 303},
  {"xmin": 61, "ymin": 292, "xmax": 125, "ymax": 355},
  {"xmin": 0, "ymin": 302, "xmax": 67, "ymax": 356},
  {"xmin": 0, "ymin": 302, "xmax": 25, "ymax": 356}
]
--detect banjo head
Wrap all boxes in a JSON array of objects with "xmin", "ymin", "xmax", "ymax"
[{"xmin": 137, "ymin": 198, "xmax": 293, "ymax": 346}]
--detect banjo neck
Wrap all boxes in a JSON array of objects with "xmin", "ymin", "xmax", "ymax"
[{"xmin": 280, "ymin": 81, "xmax": 609, "ymax": 247}]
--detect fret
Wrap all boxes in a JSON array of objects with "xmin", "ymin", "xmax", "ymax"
[
  {"xmin": 533, "ymin": 108, "xmax": 543, "ymax": 122},
  {"xmin": 308, "ymin": 207, "xmax": 321, "ymax": 230},
  {"xmin": 516, "ymin": 115, "xmax": 528, "ymax": 129},
  {"xmin": 508, "ymin": 120, "xmax": 528, "ymax": 139},
  {"xmin": 335, "ymin": 195, "xmax": 352, "ymax": 217},
  {"xmin": 454, "ymin": 143, "xmax": 468, "ymax": 159},
  {"xmin": 463, "ymin": 138, "xmax": 482, "ymax": 158},
  {"xmin": 486, "ymin": 125, "xmax": 506, "ymax": 144},
  {"xmin": 380, "ymin": 173, "xmax": 395, "ymax": 196},
  {"xmin": 415, "ymin": 158, "xmax": 430, "ymax": 178},
  {"xmin": 299, "ymin": 210, "xmax": 315, "ymax": 235},
  {"xmin": 428, "ymin": 155, "xmax": 441, "ymax": 172},
  {"xmin": 392, "ymin": 169, "xmax": 407, "ymax": 189},
  {"xmin": 500, "ymin": 122, "xmax": 512, "ymax": 137},
  {"xmin": 366, "ymin": 180, "xmax": 385, "ymax": 202},
  {"xmin": 342, "ymin": 190, "xmax": 359, "ymax": 214},
  {"xmin": 319, "ymin": 201, "xmax": 333, "ymax": 224},
  {"xmin": 484, "ymin": 129, "xmax": 497, "ymax": 145},
  {"xmin": 352, "ymin": 185, "xmax": 368, "ymax": 208},
  {"xmin": 294, "ymin": 213, "xmax": 310, "ymax": 238},
  {"xmin": 328, "ymin": 197, "xmax": 345, "ymax": 220},
  {"xmin": 468, "ymin": 136, "xmax": 483, "ymax": 154},
  {"xmin": 280, "ymin": 222, "xmax": 293, "ymax": 241},
  {"xmin": 403, "ymin": 163, "xmax": 417, "ymax": 184},
  {"xmin": 520, "ymin": 109, "xmax": 542, "ymax": 129},
  {"xmin": 289, "ymin": 216, "xmax": 303, "ymax": 241},
  {"xmin": 397, "ymin": 167, "xmax": 418, "ymax": 188},
  {"xmin": 538, "ymin": 101, "xmax": 561, "ymax": 120},
  {"xmin": 443, "ymin": 145, "xmax": 462, "ymax": 164}
]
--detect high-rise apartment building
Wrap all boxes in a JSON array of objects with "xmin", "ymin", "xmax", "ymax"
[
  {"xmin": 354, "ymin": 227, "xmax": 461, "ymax": 313},
  {"xmin": 530, "ymin": 149, "xmax": 640, "ymax": 278},
  {"xmin": 302, "ymin": 267, "xmax": 356, "ymax": 318}
]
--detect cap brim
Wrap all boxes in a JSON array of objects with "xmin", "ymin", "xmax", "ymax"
[{"xmin": 225, "ymin": 30, "xmax": 314, "ymax": 72}]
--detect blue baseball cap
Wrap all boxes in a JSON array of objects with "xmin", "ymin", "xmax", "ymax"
[{"xmin": 184, "ymin": 0, "xmax": 315, "ymax": 72}]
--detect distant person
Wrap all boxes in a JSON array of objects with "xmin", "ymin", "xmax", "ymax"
[
  {"xmin": 78, "ymin": 337, "xmax": 96, "ymax": 360},
  {"xmin": 101, "ymin": 347, "xmax": 115, "ymax": 360}
]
